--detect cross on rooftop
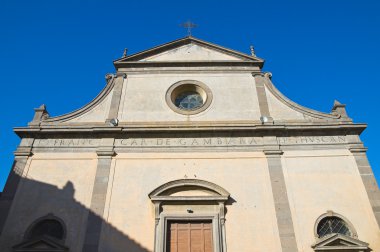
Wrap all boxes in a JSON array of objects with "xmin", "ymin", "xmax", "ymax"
[{"xmin": 180, "ymin": 21, "xmax": 197, "ymax": 36}]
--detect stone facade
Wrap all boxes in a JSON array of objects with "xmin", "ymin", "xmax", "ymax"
[{"xmin": 0, "ymin": 36, "xmax": 379, "ymax": 252}]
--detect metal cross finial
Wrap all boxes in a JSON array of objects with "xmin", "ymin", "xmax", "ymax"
[
  {"xmin": 250, "ymin": 45, "xmax": 256, "ymax": 56},
  {"xmin": 123, "ymin": 48, "xmax": 128, "ymax": 58},
  {"xmin": 180, "ymin": 21, "xmax": 198, "ymax": 36}
]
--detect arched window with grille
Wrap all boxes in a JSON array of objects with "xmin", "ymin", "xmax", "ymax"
[
  {"xmin": 317, "ymin": 216, "xmax": 352, "ymax": 238},
  {"xmin": 25, "ymin": 214, "xmax": 66, "ymax": 241},
  {"xmin": 312, "ymin": 211, "xmax": 371, "ymax": 252},
  {"xmin": 314, "ymin": 211, "xmax": 357, "ymax": 239}
]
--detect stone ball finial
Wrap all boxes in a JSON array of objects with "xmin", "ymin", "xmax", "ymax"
[
  {"xmin": 105, "ymin": 73, "xmax": 114, "ymax": 81},
  {"xmin": 264, "ymin": 72, "xmax": 273, "ymax": 80}
]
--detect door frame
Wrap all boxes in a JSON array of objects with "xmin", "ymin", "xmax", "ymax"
[
  {"xmin": 149, "ymin": 179, "xmax": 230, "ymax": 252},
  {"xmin": 159, "ymin": 214, "xmax": 221, "ymax": 252}
]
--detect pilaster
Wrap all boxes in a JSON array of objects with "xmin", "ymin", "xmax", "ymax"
[
  {"xmin": 264, "ymin": 136, "xmax": 299, "ymax": 252},
  {"xmin": 0, "ymin": 138, "xmax": 34, "ymax": 234},
  {"xmin": 106, "ymin": 73, "xmax": 126, "ymax": 123},
  {"xmin": 82, "ymin": 138, "xmax": 115, "ymax": 252},
  {"xmin": 349, "ymin": 140, "xmax": 380, "ymax": 227},
  {"xmin": 253, "ymin": 73, "xmax": 273, "ymax": 124}
]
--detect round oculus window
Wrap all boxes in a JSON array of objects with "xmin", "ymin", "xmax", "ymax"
[
  {"xmin": 166, "ymin": 80, "xmax": 212, "ymax": 115},
  {"xmin": 175, "ymin": 91, "xmax": 204, "ymax": 110}
]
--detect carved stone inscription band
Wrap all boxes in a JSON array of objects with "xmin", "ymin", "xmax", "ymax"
[{"xmin": 32, "ymin": 136, "xmax": 347, "ymax": 149}]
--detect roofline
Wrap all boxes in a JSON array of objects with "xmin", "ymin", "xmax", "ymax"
[{"xmin": 113, "ymin": 36, "xmax": 264, "ymax": 67}]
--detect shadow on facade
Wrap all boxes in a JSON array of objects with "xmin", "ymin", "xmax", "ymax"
[{"xmin": 0, "ymin": 166, "xmax": 151, "ymax": 252}]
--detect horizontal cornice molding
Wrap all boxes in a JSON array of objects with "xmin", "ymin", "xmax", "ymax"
[
  {"xmin": 13, "ymin": 122, "xmax": 367, "ymax": 138},
  {"xmin": 114, "ymin": 61, "xmax": 264, "ymax": 69}
]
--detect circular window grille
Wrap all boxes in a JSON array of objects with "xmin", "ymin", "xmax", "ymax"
[
  {"xmin": 166, "ymin": 80, "xmax": 212, "ymax": 115},
  {"xmin": 175, "ymin": 91, "xmax": 204, "ymax": 110},
  {"xmin": 317, "ymin": 216, "xmax": 352, "ymax": 238}
]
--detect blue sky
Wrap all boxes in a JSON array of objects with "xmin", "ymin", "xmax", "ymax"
[{"xmin": 0, "ymin": 0, "xmax": 379, "ymax": 190}]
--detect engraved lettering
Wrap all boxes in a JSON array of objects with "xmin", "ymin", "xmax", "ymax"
[
  {"xmin": 239, "ymin": 138, "xmax": 246, "ymax": 145},
  {"xmin": 299, "ymin": 137, "xmax": 308, "ymax": 144},
  {"xmin": 191, "ymin": 139, "xmax": 199, "ymax": 145},
  {"xmin": 203, "ymin": 138, "xmax": 212, "ymax": 145},
  {"xmin": 179, "ymin": 139, "xmax": 187, "ymax": 145},
  {"xmin": 321, "ymin": 136, "xmax": 329, "ymax": 143},
  {"xmin": 249, "ymin": 138, "xmax": 258, "ymax": 145},
  {"xmin": 337, "ymin": 136, "xmax": 345, "ymax": 142}
]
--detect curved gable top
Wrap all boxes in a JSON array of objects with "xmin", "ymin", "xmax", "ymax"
[
  {"xmin": 149, "ymin": 179, "xmax": 230, "ymax": 200},
  {"xmin": 15, "ymin": 36, "xmax": 366, "ymax": 137}
]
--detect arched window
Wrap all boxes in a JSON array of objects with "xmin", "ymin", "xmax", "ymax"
[
  {"xmin": 317, "ymin": 216, "xmax": 351, "ymax": 237},
  {"xmin": 314, "ymin": 211, "xmax": 357, "ymax": 239},
  {"xmin": 25, "ymin": 214, "xmax": 66, "ymax": 241}
]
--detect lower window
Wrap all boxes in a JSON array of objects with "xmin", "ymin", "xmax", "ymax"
[{"xmin": 167, "ymin": 220, "xmax": 213, "ymax": 252}]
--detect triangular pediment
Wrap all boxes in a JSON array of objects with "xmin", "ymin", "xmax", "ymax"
[
  {"xmin": 114, "ymin": 36, "xmax": 264, "ymax": 64},
  {"xmin": 140, "ymin": 43, "xmax": 243, "ymax": 62},
  {"xmin": 13, "ymin": 236, "xmax": 68, "ymax": 251},
  {"xmin": 312, "ymin": 234, "xmax": 370, "ymax": 251}
]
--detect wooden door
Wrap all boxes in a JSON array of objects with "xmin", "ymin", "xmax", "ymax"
[{"xmin": 167, "ymin": 220, "xmax": 213, "ymax": 252}]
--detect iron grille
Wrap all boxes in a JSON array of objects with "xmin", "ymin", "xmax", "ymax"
[{"xmin": 317, "ymin": 217, "xmax": 351, "ymax": 238}]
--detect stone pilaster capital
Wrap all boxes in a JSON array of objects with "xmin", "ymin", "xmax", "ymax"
[
  {"xmin": 96, "ymin": 138, "xmax": 116, "ymax": 157},
  {"xmin": 96, "ymin": 148, "xmax": 115, "ymax": 157},
  {"xmin": 251, "ymin": 72, "xmax": 264, "ymax": 77},
  {"xmin": 263, "ymin": 149, "xmax": 283, "ymax": 156},
  {"xmin": 14, "ymin": 147, "xmax": 33, "ymax": 158},
  {"xmin": 349, "ymin": 147, "xmax": 368, "ymax": 153}
]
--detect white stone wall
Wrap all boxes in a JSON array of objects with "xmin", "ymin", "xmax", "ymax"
[
  {"xmin": 283, "ymin": 149, "xmax": 380, "ymax": 251},
  {"xmin": 141, "ymin": 44, "xmax": 242, "ymax": 62},
  {"xmin": 118, "ymin": 73, "xmax": 262, "ymax": 123},
  {"xmin": 99, "ymin": 152, "xmax": 282, "ymax": 252},
  {"xmin": 0, "ymin": 153, "xmax": 97, "ymax": 251},
  {"xmin": 2, "ymin": 150, "xmax": 380, "ymax": 251}
]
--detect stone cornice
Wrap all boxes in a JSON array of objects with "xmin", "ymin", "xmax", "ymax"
[
  {"xmin": 114, "ymin": 36, "xmax": 264, "ymax": 67},
  {"xmin": 115, "ymin": 61, "xmax": 264, "ymax": 69},
  {"xmin": 13, "ymin": 122, "xmax": 366, "ymax": 138},
  {"xmin": 256, "ymin": 72, "xmax": 348, "ymax": 121},
  {"xmin": 38, "ymin": 74, "xmax": 118, "ymax": 123}
]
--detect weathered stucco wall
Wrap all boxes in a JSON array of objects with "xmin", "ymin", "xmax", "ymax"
[
  {"xmin": 0, "ymin": 153, "xmax": 97, "ymax": 251},
  {"xmin": 118, "ymin": 73, "xmax": 261, "ymax": 122},
  {"xmin": 1, "ymin": 147, "xmax": 379, "ymax": 251},
  {"xmin": 283, "ymin": 149, "xmax": 380, "ymax": 251},
  {"xmin": 141, "ymin": 44, "xmax": 242, "ymax": 62},
  {"xmin": 99, "ymin": 152, "xmax": 282, "ymax": 252}
]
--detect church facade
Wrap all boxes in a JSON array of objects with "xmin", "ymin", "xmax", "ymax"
[{"xmin": 0, "ymin": 36, "xmax": 379, "ymax": 252}]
